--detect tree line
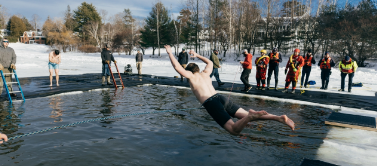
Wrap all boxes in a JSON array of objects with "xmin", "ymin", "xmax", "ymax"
[{"xmin": 1, "ymin": 0, "xmax": 376, "ymax": 66}]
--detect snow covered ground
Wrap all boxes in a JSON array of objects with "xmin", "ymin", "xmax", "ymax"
[{"xmin": 8, "ymin": 43, "xmax": 377, "ymax": 165}]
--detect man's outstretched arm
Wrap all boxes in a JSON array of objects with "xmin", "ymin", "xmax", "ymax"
[
  {"xmin": 189, "ymin": 50, "xmax": 213, "ymax": 75},
  {"xmin": 165, "ymin": 45, "xmax": 193, "ymax": 78}
]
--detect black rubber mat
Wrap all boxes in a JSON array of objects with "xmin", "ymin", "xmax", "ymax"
[
  {"xmin": 327, "ymin": 112, "xmax": 376, "ymax": 128},
  {"xmin": 300, "ymin": 159, "xmax": 338, "ymax": 166}
]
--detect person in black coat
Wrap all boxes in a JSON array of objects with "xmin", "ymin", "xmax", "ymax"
[
  {"xmin": 178, "ymin": 48, "xmax": 189, "ymax": 81},
  {"xmin": 300, "ymin": 49, "xmax": 316, "ymax": 88},
  {"xmin": 318, "ymin": 52, "xmax": 335, "ymax": 90}
]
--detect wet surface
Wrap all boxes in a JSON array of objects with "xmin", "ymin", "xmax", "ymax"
[
  {"xmin": 0, "ymin": 85, "xmax": 335, "ymax": 165},
  {"xmin": 4, "ymin": 73, "xmax": 377, "ymax": 111}
]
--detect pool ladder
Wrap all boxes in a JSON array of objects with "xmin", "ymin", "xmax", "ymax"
[
  {"xmin": 0, "ymin": 69, "xmax": 25, "ymax": 103},
  {"xmin": 107, "ymin": 62, "xmax": 124, "ymax": 89}
]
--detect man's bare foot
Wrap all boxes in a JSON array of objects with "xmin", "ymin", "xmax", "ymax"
[
  {"xmin": 248, "ymin": 110, "xmax": 268, "ymax": 120},
  {"xmin": 56, "ymin": 84, "xmax": 59, "ymax": 86},
  {"xmin": 49, "ymin": 84, "xmax": 52, "ymax": 87},
  {"xmin": 279, "ymin": 115, "xmax": 295, "ymax": 130}
]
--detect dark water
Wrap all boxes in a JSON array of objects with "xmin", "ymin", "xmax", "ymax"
[{"xmin": 0, "ymin": 85, "xmax": 334, "ymax": 165}]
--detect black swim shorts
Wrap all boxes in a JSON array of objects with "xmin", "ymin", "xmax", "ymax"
[{"xmin": 202, "ymin": 94, "xmax": 241, "ymax": 128}]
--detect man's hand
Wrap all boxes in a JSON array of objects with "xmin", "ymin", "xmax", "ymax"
[
  {"xmin": 272, "ymin": 57, "xmax": 278, "ymax": 60},
  {"xmin": 0, "ymin": 133, "xmax": 8, "ymax": 144},
  {"xmin": 164, "ymin": 45, "xmax": 172, "ymax": 55},
  {"xmin": 189, "ymin": 50, "xmax": 198, "ymax": 58},
  {"xmin": 239, "ymin": 61, "xmax": 244, "ymax": 64},
  {"xmin": 10, "ymin": 64, "xmax": 16, "ymax": 70},
  {"xmin": 0, "ymin": 64, "xmax": 4, "ymax": 70},
  {"xmin": 219, "ymin": 65, "xmax": 221, "ymax": 68},
  {"xmin": 105, "ymin": 60, "xmax": 110, "ymax": 64},
  {"xmin": 114, "ymin": 60, "xmax": 117, "ymax": 64}
]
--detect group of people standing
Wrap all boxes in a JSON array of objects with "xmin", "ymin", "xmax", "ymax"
[{"xmin": 235, "ymin": 47, "xmax": 358, "ymax": 93}]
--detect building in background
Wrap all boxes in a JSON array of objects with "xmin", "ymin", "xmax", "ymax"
[
  {"xmin": 0, "ymin": 29, "xmax": 11, "ymax": 38},
  {"xmin": 20, "ymin": 30, "xmax": 46, "ymax": 44}
]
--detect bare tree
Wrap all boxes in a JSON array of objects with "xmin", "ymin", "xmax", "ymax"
[
  {"xmin": 30, "ymin": 14, "xmax": 41, "ymax": 30},
  {"xmin": 86, "ymin": 21, "xmax": 100, "ymax": 47}
]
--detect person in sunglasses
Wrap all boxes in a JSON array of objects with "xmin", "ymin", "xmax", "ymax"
[{"xmin": 0, "ymin": 38, "xmax": 17, "ymax": 97}]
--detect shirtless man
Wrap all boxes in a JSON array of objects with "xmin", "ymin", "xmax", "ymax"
[
  {"xmin": 48, "ymin": 50, "xmax": 61, "ymax": 86},
  {"xmin": 165, "ymin": 45, "xmax": 295, "ymax": 135}
]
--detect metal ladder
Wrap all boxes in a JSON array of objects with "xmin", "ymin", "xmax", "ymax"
[
  {"xmin": 107, "ymin": 62, "xmax": 124, "ymax": 89},
  {"xmin": 0, "ymin": 69, "xmax": 25, "ymax": 103}
]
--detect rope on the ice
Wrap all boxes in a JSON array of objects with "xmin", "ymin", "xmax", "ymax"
[
  {"xmin": 228, "ymin": 65, "xmax": 243, "ymax": 100},
  {"xmin": 7, "ymin": 107, "xmax": 203, "ymax": 141}
]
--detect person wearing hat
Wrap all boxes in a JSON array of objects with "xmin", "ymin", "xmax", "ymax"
[
  {"xmin": 267, "ymin": 47, "xmax": 282, "ymax": 90},
  {"xmin": 210, "ymin": 49, "xmax": 225, "ymax": 87},
  {"xmin": 318, "ymin": 52, "xmax": 335, "ymax": 90},
  {"xmin": 101, "ymin": 44, "xmax": 117, "ymax": 86},
  {"xmin": 339, "ymin": 56, "xmax": 358, "ymax": 92},
  {"xmin": 135, "ymin": 50, "xmax": 143, "ymax": 75},
  {"xmin": 240, "ymin": 49, "xmax": 253, "ymax": 92},
  {"xmin": 178, "ymin": 48, "xmax": 189, "ymax": 81},
  {"xmin": 48, "ymin": 49, "xmax": 61, "ymax": 87},
  {"xmin": 300, "ymin": 49, "xmax": 316, "ymax": 88},
  {"xmin": 0, "ymin": 38, "xmax": 17, "ymax": 97},
  {"xmin": 282, "ymin": 49, "xmax": 304, "ymax": 93},
  {"xmin": 255, "ymin": 50, "xmax": 270, "ymax": 90}
]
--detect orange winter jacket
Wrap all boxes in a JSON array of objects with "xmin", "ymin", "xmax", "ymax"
[{"xmin": 242, "ymin": 53, "xmax": 253, "ymax": 69}]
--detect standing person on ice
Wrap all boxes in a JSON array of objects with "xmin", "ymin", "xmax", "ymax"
[
  {"xmin": 339, "ymin": 56, "xmax": 358, "ymax": 92},
  {"xmin": 318, "ymin": 52, "xmax": 335, "ymax": 90},
  {"xmin": 209, "ymin": 49, "xmax": 224, "ymax": 87},
  {"xmin": 164, "ymin": 45, "xmax": 295, "ymax": 135},
  {"xmin": 267, "ymin": 47, "xmax": 282, "ymax": 91},
  {"xmin": 240, "ymin": 49, "xmax": 253, "ymax": 92},
  {"xmin": 178, "ymin": 48, "xmax": 189, "ymax": 81},
  {"xmin": 48, "ymin": 50, "xmax": 61, "ymax": 86},
  {"xmin": 255, "ymin": 50, "xmax": 270, "ymax": 90},
  {"xmin": 135, "ymin": 50, "xmax": 143, "ymax": 75},
  {"xmin": 0, "ymin": 38, "xmax": 17, "ymax": 97},
  {"xmin": 101, "ymin": 44, "xmax": 117, "ymax": 86},
  {"xmin": 282, "ymin": 49, "xmax": 305, "ymax": 94},
  {"xmin": 300, "ymin": 49, "xmax": 316, "ymax": 88}
]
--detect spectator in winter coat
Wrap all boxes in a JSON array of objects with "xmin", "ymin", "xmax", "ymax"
[
  {"xmin": 101, "ymin": 44, "xmax": 117, "ymax": 86},
  {"xmin": 240, "ymin": 49, "xmax": 253, "ymax": 92},
  {"xmin": 267, "ymin": 47, "xmax": 283, "ymax": 90},
  {"xmin": 0, "ymin": 38, "xmax": 17, "ymax": 97},
  {"xmin": 135, "ymin": 50, "xmax": 143, "ymax": 75},
  {"xmin": 300, "ymin": 49, "xmax": 316, "ymax": 88},
  {"xmin": 178, "ymin": 48, "xmax": 189, "ymax": 81},
  {"xmin": 339, "ymin": 56, "xmax": 358, "ymax": 92},
  {"xmin": 282, "ymin": 49, "xmax": 305, "ymax": 94},
  {"xmin": 255, "ymin": 50, "xmax": 270, "ymax": 90},
  {"xmin": 210, "ymin": 49, "xmax": 225, "ymax": 87},
  {"xmin": 318, "ymin": 52, "xmax": 335, "ymax": 90}
]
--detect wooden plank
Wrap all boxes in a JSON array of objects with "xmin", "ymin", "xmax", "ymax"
[{"xmin": 325, "ymin": 121, "xmax": 377, "ymax": 132}]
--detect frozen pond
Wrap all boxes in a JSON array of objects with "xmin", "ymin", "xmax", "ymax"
[{"xmin": 0, "ymin": 85, "xmax": 346, "ymax": 165}]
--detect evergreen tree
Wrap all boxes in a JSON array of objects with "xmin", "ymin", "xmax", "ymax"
[
  {"xmin": 139, "ymin": 2, "xmax": 172, "ymax": 55},
  {"xmin": 22, "ymin": 17, "xmax": 33, "ymax": 30},
  {"xmin": 7, "ymin": 15, "xmax": 27, "ymax": 37},
  {"xmin": 73, "ymin": 2, "xmax": 101, "ymax": 43},
  {"xmin": 64, "ymin": 5, "xmax": 76, "ymax": 31}
]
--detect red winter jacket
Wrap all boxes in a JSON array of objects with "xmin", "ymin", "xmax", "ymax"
[{"xmin": 242, "ymin": 53, "xmax": 253, "ymax": 69}]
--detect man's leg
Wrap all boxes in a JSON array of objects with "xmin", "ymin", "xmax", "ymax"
[
  {"xmin": 341, "ymin": 72, "xmax": 346, "ymax": 90},
  {"xmin": 301, "ymin": 68, "xmax": 307, "ymax": 86},
  {"xmin": 320, "ymin": 70, "xmax": 325, "ymax": 89},
  {"xmin": 214, "ymin": 68, "xmax": 222, "ymax": 83},
  {"xmin": 49, "ymin": 69, "xmax": 54, "ymax": 86},
  {"xmin": 304, "ymin": 68, "xmax": 311, "ymax": 87},
  {"xmin": 245, "ymin": 69, "xmax": 251, "ymax": 88},
  {"xmin": 240, "ymin": 69, "xmax": 248, "ymax": 89},
  {"xmin": 266, "ymin": 67, "xmax": 273, "ymax": 89},
  {"xmin": 223, "ymin": 109, "xmax": 268, "ymax": 135},
  {"xmin": 274, "ymin": 66, "xmax": 279, "ymax": 90},
  {"xmin": 348, "ymin": 73, "xmax": 354, "ymax": 92},
  {"xmin": 230, "ymin": 108, "xmax": 295, "ymax": 131},
  {"xmin": 0, "ymin": 75, "xmax": 3, "ymax": 94},
  {"xmin": 55, "ymin": 68, "xmax": 59, "ymax": 86},
  {"xmin": 101, "ymin": 64, "xmax": 106, "ymax": 86}
]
